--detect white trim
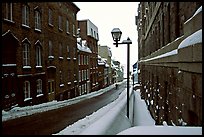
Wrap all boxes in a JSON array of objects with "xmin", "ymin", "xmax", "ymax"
[
  {"xmin": 59, "ymin": 56, "xmax": 64, "ymax": 60},
  {"xmin": 36, "ymin": 94, "xmax": 43, "ymax": 97},
  {"xmin": 3, "ymin": 18, "xmax": 15, "ymax": 23},
  {"xmin": 34, "ymin": 28, "xmax": 42, "ymax": 32},
  {"xmin": 47, "ymin": 66, "xmax": 56, "ymax": 69},
  {"xmin": 2, "ymin": 64, "xmax": 16, "ymax": 67},
  {"xmin": 35, "ymin": 40, "xmax": 42, "ymax": 45},
  {"xmin": 24, "ymin": 97, "xmax": 32, "ymax": 102},
  {"xmin": 22, "ymin": 37, "xmax": 31, "ymax": 44},
  {"xmin": 22, "ymin": 24, "xmax": 31, "ymax": 29},
  {"xmin": 60, "ymin": 84, "xmax": 65, "ymax": 87},
  {"xmin": 17, "ymin": 74, "xmax": 32, "ymax": 77},
  {"xmin": 36, "ymin": 66, "xmax": 42, "ymax": 68},
  {"xmin": 23, "ymin": 66, "xmax": 31, "ymax": 69},
  {"xmin": 2, "ymin": 30, "xmax": 19, "ymax": 41}
]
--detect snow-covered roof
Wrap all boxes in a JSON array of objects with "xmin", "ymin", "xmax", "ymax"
[{"xmin": 77, "ymin": 39, "xmax": 92, "ymax": 53}]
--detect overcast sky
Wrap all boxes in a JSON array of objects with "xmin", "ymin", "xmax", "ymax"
[{"xmin": 74, "ymin": 2, "xmax": 139, "ymax": 73}]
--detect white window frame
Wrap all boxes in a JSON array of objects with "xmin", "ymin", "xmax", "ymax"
[
  {"xmin": 23, "ymin": 42, "xmax": 30, "ymax": 66},
  {"xmin": 22, "ymin": 5, "xmax": 29, "ymax": 26}
]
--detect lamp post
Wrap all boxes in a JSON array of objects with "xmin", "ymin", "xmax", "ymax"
[{"xmin": 111, "ymin": 28, "xmax": 132, "ymax": 118}]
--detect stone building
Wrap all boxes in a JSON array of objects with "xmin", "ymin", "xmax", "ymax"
[
  {"xmin": 77, "ymin": 19, "xmax": 99, "ymax": 92},
  {"xmin": 2, "ymin": 2, "xmax": 79, "ymax": 109},
  {"xmin": 136, "ymin": 2, "xmax": 202, "ymax": 126},
  {"xmin": 97, "ymin": 55, "xmax": 109, "ymax": 89},
  {"xmin": 77, "ymin": 29, "xmax": 92, "ymax": 95},
  {"xmin": 98, "ymin": 45, "xmax": 113, "ymax": 85}
]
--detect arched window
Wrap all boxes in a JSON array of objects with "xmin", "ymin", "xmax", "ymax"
[
  {"xmin": 36, "ymin": 79, "xmax": 42, "ymax": 95},
  {"xmin": 23, "ymin": 42, "xmax": 30, "ymax": 66},
  {"xmin": 24, "ymin": 81, "xmax": 30, "ymax": 99},
  {"xmin": 22, "ymin": 4, "xmax": 29, "ymax": 26}
]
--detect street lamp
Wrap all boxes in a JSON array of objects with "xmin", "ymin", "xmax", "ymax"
[{"xmin": 111, "ymin": 28, "xmax": 132, "ymax": 118}]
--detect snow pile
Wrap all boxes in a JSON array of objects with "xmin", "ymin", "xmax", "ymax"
[
  {"xmin": 117, "ymin": 126, "xmax": 202, "ymax": 135},
  {"xmin": 133, "ymin": 90, "xmax": 155, "ymax": 126}
]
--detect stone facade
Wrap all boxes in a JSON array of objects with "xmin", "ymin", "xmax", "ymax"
[{"xmin": 136, "ymin": 2, "xmax": 202, "ymax": 126}]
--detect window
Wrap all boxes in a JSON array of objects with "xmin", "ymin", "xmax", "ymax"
[
  {"xmin": 91, "ymin": 28, "xmax": 93, "ymax": 37},
  {"xmin": 36, "ymin": 79, "xmax": 42, "ymax": 95},
  {"xmin": 22, "ymin": 5, "xmax": 29, "ymax": 26},
  {"xmin": 66, "ymin": 19, "xmax": 69, "ymax": 33},
  {"xmin": 48, "ymin": 8, "xmax": 53, "ymax": 26},
  {"xmin": 73, "ymin": 47, "xmax": 76, "ymax": 58},
  {"xmin": 78, "ymin": 54, "xmax": 80, "ymax": 65},
  {"xmin": 59, "ymin": 43, "xmax": 63, "ymax": 58},
  {"xmin": 36, "ymin": 45, "xmax": 42, "ymax": 66},
  {"xmin": 48, "ymin": 80, "xmax": 54, "ymax": 93},
  {"xmin": 73, "ymin": 24, "xmax": 75, "ymax": 36},
  {"xmin": 58, "ymin": 15, "xmax": 62, "ymax": 31},
  {"xmin": 23, "ymin": 42, "xmax": 30, "ymax": 66},
  {"xmin": 79, "ymin": 71, "xmax": 81, "ymax": 82},
  {"xmin": 5, "ymin": 3, "xmax": 13, "ymax": 21},
  {"xmin": 24, "ymin": 81, "xmax": 30, "ymax": 99},
  {"xmin": 67, "ymin": 45, "xmax": 70, "ymax": 59},
  {"xmin": 48, "ymin": 40, "xmax": 54, "ymax": 58},
  {"xmin": 35, "ymin": 10, "xmax": 41, "ymax": 31}
]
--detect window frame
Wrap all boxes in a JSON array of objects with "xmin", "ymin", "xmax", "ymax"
[
  {"xmin": 35, "ymin": 10, "xmax": 41, "ymax": 31},
  {"xmin": 48, "ymin": 8, "xmax": 53, "ymax": 26},
  {"xmin": 36, "ymin": 45, "xmax": 42, "ymax": 67},
  {"xmin": 24, "ymin": 81, "xmax": 31, "ymax": 100},
  {"xmin": 36, "ymin": 79, "xmax": 43, "ymax": 96},
  {"xmin": 23, "ymin": 42, "xmax": 31, "ymax": 67},
  {"xmin": 22, "ymin": 4, "xmax": 29, "ymax": 27},
  {"xmin": 5, "ymin": 3, "xmax": 13, "ymax": 21}
]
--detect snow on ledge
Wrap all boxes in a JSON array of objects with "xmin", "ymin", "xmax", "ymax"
[
  {"xmin": 185, "ymin": 6, "xmax": 202, "ymax": 24},
  {"xmin": 178, "ymin": 29, "xmax": 202, "ymax": 49}
]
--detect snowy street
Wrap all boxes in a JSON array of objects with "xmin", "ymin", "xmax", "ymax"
[{"xmin": 2, "ymin": 81, "xmax": 126, "ymax": 135}]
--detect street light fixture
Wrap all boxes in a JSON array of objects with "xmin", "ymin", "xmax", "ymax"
[
  {"xmin": 111, "ymin": 28, "xmax": 132, "ymax": 118},
  {"xmin": 111, "ymin": 28, "xmax": 122, "ymax": 47}
]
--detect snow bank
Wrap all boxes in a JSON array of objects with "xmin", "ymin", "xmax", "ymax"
[
  {"xmin": 133, "ymin": 89, "xmax": 155, "ymax": 126},
  {"xmin": 117, "ymin": 126, "xmax": 202, "ymax": 135},
  {"xmin": 79, "ymin": 88, "xmax": 133, "ymax": 135}
]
